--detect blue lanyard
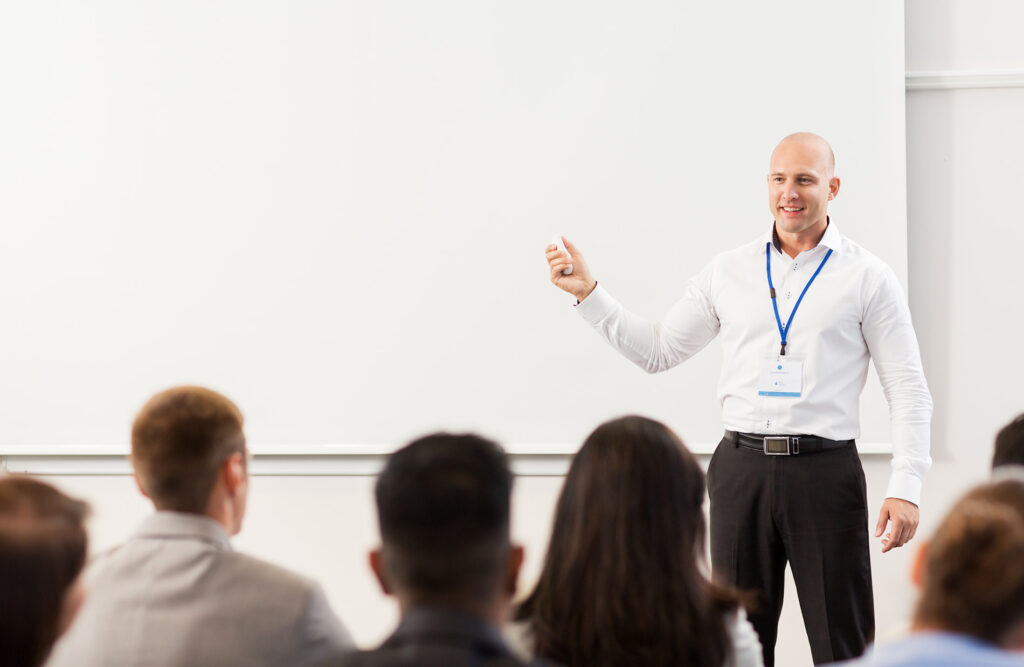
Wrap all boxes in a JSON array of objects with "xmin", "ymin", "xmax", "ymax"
[{"xmin": 766, "ymin": 243, "xmax": 833, "ymax": 356}]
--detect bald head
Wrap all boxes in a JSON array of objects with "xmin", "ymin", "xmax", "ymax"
[{"xmin": 771, "ymin": 132, "xmax": 835, "ymax": 178}]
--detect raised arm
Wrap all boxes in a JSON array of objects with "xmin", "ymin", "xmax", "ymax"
[{"xmin": 546, "ymin": 239, "xmax": 720, "ymax": 373}]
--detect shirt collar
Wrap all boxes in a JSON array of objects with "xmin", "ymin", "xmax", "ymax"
[
  {"xmin": 766, "ymin": 217, "xmax": 842, "ymax": 255},
  {"xmin": 133, "ymin": 511, "xmax": 233, "ymax": 551},
  {"xmin": 818, "ymin": 218, "xmax": 842, "ymax": 252}
]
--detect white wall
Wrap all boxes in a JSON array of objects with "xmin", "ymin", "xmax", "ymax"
[
  {"xmin": 23, "ymin": 1, "xmax": 1024, "ymax": 665},
  {"xmin": 826, "ymin": 0, "xmax": 1024, "ymax": 665}
]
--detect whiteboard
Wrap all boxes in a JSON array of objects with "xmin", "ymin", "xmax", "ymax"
[{"xmin": 0, "ymin": 1, "xmax": 907, "ymax": 451}]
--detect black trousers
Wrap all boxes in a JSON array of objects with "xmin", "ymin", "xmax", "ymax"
[{"xmin": 707, "ymin": 436, "xmax": 874, "ymax": 666}]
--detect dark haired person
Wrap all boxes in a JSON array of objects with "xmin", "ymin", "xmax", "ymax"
[
  {"xmin": 0, "ymin": 476, "xmax": 89, "ymax": 667},
  {"xmin": 340, "ymin": 433, "xmax": 550, "ymax": 667},
  {"xmin": 512, "ymin": 416, "xmax": 763, "ymax": 667},
  {"xmin": 545, "ymin": 133, "xmax": 933, "ymax": 665},
  {"xmin": 837, "ymin": 479, "xmax": 1024, "ymax": 665},
  {"xmin": 47, "ymin": 386, "xmax": 354, "ymax": 667},
  {"xmin": 992, "ymin": 413, "xmax": 1024, "ymax": 469}
]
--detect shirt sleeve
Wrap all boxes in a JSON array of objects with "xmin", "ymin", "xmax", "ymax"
[
  {"xmin": 573, "ymin": 263, "xmax": 721, "ymax": 374},
  {"xmin": 862, "ymin": 265, "xmax": 933, "ymax": 505}
]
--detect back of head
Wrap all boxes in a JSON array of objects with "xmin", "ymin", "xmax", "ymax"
[
  {"xmin": 993, "ymin": 413, "xmax": 1024, "ymax": 469},
  {"xmin": 914, "ymin": 480, "xmax": 1024, "ymax": 648},
  {"xmin": 0, "ymin": 476, "xmax": 89, "ymax": 667},
  {"xmin": 131, "ymin": 386, "xmax": 246, "ymax": 513},
  {"xmin": 962, "ymin": 475, "xmax": 1024, "ymax": 521},
  {"xmin": 375, "ymin": 433, "xmax": 513, "ymax": 606},
  {"xmin": 518, "ymin": 415, "xmax": 733, "ymax": 667}
]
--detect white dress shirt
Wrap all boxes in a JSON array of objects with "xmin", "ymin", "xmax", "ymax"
[{"xmin": 575, "ymin": 222, "xmax": 932, "ymax": 504}]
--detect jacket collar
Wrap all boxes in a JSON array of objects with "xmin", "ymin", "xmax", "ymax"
[
  {"xmin": 383, "ymin": 606, "xmax": 511, "ymax": 658},
  {"xmin": 133, "ymin": 511, "xmax": 233, "ymax": 551}
]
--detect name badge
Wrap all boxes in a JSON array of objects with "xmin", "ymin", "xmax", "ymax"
[{"xmin": 758, "ymin": 356, "xmax": 803, "ymax": 398}]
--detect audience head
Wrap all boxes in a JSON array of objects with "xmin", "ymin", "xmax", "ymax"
[
  {"xmin": 517, "ymin": 415, "xmax": 736, "ymax": 667},
  {"xmin": 911, "ymin": 478, "xmax": 1024, "ymax": 650},
  {"xmin": 0, "ymin": 476, "xmax": 90, "ymax": 667},
  {"xmin": 131, "ymin": 386, "xmax": 248, "ymax": 533},
  {"xmin": 992, "ymin": 413, "xmax": 1024, "ymax": 469},
  {"xmin": 370, "ymin": 432, "xmax": 522, "ymax": 620}
]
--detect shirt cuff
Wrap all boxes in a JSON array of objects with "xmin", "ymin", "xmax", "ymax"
[
  {"xmin": 885, "ymin": 471, "xmax": 923, "ymax": 506},
  {"xmin": 573, "ymin": 283, "xmax": 616, "ymax": 324}
]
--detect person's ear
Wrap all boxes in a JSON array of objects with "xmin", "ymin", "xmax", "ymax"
[
  {"xmin": 910, "ymin": 539, "xmax": 929, "ymax": 588},
  {"xmin": 369, "ymin": 548, "xmax": 393, "ymax": 596},
  {"xmin": 222, "ymin": 452, "xmax": 246, "ymax": 496},
  {"xmin": 1005, "ymin": 619, "xmax": 1024, "ymax": 651},
  {"xmin": 504, "ymin": 544, "xmax": 525, "ymax": 598},
  {"xmin": 131, "ymin": 468, "xmax": 151, "ymax": 499},
  {"xmin": 828, "ymin": 176, "xmax": 841, "ymax": 200},
  {"xmin": 57, "ymin": 574, "xmax": 87, "ymax": 637}
]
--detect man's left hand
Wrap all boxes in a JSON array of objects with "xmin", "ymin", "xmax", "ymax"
[{"xmin": 875, "ymin": 498, "xmax": 919, "ymax": 553}]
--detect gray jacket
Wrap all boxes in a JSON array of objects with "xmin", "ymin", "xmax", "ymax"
[{"xmin": 47, "ymin": 512, "xmax": 354, "ymax": 667}]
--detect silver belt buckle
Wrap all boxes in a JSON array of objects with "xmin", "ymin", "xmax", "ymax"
[{"xmin": 763, "ymin": 436, "xmax": 800, "ymax": 455}]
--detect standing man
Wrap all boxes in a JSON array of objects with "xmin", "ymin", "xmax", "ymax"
[{"xmin": 544, "ymin": 133, "xmax": 932, "ymax": 665}]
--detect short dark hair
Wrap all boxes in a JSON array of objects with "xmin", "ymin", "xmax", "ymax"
[
  {"xmin": 914, "ymin": 480, "xmax": 1024, "ymax": 647},
  {"xmin": 375, "ymin": 433, "xmax": 513, "ymax": 604},
  {"xmin": 0, "ymin": 476, "xmax": 89, "ymax": 667},
  {"xmin": 993, "ymin": 413, "xmax": 1024, "ymax": 469},
  {"xmin": 131, "ymin": 386, "xmax": 246, "ymax": 513}
]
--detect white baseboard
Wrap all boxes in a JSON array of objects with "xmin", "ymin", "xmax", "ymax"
[
  {"xmin": 906, "ymin": 70, "xmax": 1024, "ymax": 91},
  {"xmin": 1, "ymin": 441, "xmax": 893, "ymax": 476}
]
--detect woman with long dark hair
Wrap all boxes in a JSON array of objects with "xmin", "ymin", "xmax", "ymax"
[
  {"xmin": 0, "ymin": 476, "xmax": 90, "ymax": 667},
  {"xmin": 513, "ymin": 415, "xmax": 762, "ymax": 667}
]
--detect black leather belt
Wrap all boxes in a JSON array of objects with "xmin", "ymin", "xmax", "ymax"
[{"xmin": 724, "ymin": 430, "xmax": 854, "ymax": 455}]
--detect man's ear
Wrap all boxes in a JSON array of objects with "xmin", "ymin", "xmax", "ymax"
[
  {"xmin": 131, "ymin": 468, "xmax": 151, "ymax": 499},
  {"xmin": 222, "ymin": 452, "xmax": 246, "ymax": 495},
  {"xmin": 828, "ymin": 176, "xmax": 841, "ymax": 200},
  {"xmin": 368, "ymin": 548, "xmax": 393, "ymax": 596},
  {"xmin": 504, "ymin": 544, "xmax": 525, "ymax": 598},
  {"xmin": 1005, "ymin": 619, "xmax": 1024, "ymax": 652},
  {"xmin": 910, "ymin": 539, "xmax": 929, "ymax": 588}
]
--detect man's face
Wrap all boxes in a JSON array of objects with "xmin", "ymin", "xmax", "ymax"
[{"xmin": 767, "ymin": 139, "xmax": 838, "ymax": 236}]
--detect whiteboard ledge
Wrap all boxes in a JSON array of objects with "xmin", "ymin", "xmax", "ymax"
[
  {"xmin": 1, "ymin": 442, "xmax": 893, "ymax": 476},
  {"xmin": 906, "ymin": 69, "xmax": 1024, "ymax": 90}
]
